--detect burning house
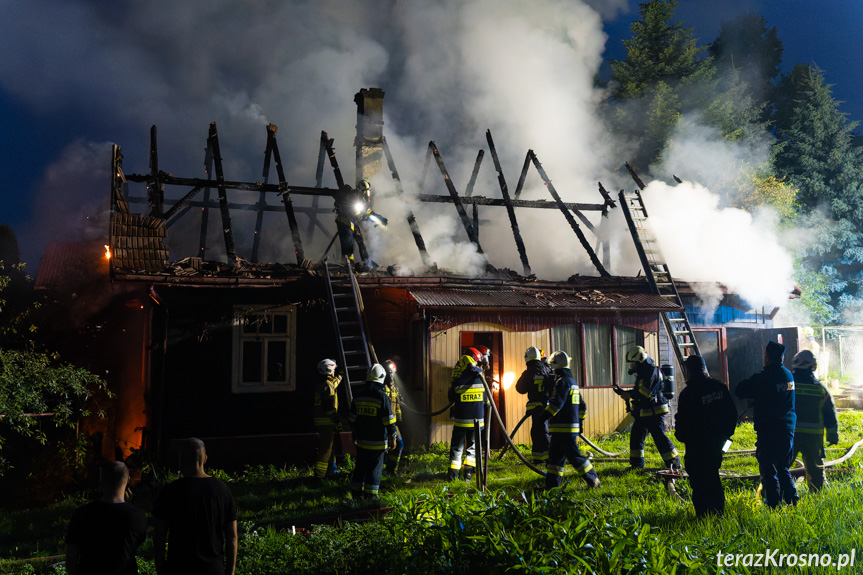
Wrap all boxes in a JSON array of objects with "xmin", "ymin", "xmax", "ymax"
[{"xmin": 35, "ymin": 88, "xmax": 796, "ymax": 468}]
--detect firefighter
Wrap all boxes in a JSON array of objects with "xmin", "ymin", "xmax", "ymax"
[
  {"xmin": 383, "ymin": 359, "xmax": 404, "ymax": 475},
  {"xmin": 613, "ymin": 346, "xmax": 681, "ymax": 470},
  {"xmin": 735, "ymin": 341, "xmax": 797, "ymax": 508},
  {"xmin": 447, "ymin": 350, "xmax": 488, "ymax": 481},
  {"xmin": 348, "ymin": 364, "xmax": 397, "ymax": 501},
  {"xmin": 674, "ymin": 354, "xmax": 737, "ymax": 518},
  {"xmin": 542, "ymin": 351, "xmax": 599, "ymax": 489},
  {"xmin": 791, "ymin": 349, "xmax": 838, "ymax": 493},
  {"xmin": 515, "ymin": 346, "xmax": 554, "ymax": 465},
  {"xmin": 312, "ymin": 359, "xmax": 343, "ymax": 480},
  {"xmin": 333, "ymin": 179, "xmax": 387, "ymax": 264}
]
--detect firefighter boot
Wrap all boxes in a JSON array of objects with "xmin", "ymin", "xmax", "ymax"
[
  {"xmin": 446, "ymin": 468, "xmax": 459, "ymax": 482},
  {"xmin": 463, "ymin": 466, "xmax": 475, "ymax": 481}
]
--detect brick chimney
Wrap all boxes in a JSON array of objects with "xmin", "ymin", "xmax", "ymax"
[{"xmin": 354, "ymin": 87, "xmax": 385, "ymax": 185}]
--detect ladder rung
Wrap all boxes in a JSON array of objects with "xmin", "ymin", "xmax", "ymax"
[
  {"xmin": 678, "ymin": 343, "xmax": 696, "ymax": 347},
  {"xmin": 339, "ymin": 321, "xmax": 360, "ymax": 327},
  {"xmin": 333, "ymin": 293, "xmax": 353, "ymax": 298},
  {"xmin": 673, "ymin": 331, "xmax": 692, "ymax": 336},
  {"xmin": 335, "ymin": 307, "xmax": 355, "ymax": 312},
  {"xmin": 341, "ymin": 335, "xmax": 364, "ymax": 341},
  {"xmin": 343, "ymin": 350, "xmax": 366, "ymax": 355}
]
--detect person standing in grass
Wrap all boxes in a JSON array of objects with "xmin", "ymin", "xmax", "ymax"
[
  {"xmin": 542, "ymin": 351, "xmax": 600, "ymax": 490},
  {"xmin": 515, "ymin": 346, "xmax": 554, "ymax": 466},
  {"xmin": 790, "ymin": 349, "xmax": 838, "ymax": 492},
  {"xmin": 65, "ymin": 461, "xmax": 147, "ymax": 575},
  {"xmin": 153, "ymin": 438, "xmax": 238, "ymax": 575},
  {"xmin": 735, "ymin": 341, "xmax": 797, "ymax": 508},
  {"xmin": 675, "ymin": 355, "xmax": 737, "ymax": 518},
  {"xmin": 312, "ymin": 358, "xmax": 343, "ymax": 480},
  {"xmin": 349, "ymin": 363, "xmax": 397, "ymax": 501}
]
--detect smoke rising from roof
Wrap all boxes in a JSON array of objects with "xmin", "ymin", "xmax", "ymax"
[{"xmin": 3, "ymin": 0, "xmax": 797, "ymax": 315}]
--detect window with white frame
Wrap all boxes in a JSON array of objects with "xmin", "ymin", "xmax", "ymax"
[{"xmin": 232, "ymin": 305, "xmax": 297, "ymax": 393}]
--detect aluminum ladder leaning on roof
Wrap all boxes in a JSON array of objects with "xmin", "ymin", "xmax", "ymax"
[
  {"xmin": 618, "ymin": 188, "xmax": 701, "ymax": 367},
  {"xmin": 322, "ymin": 257, "xmax": 377, "ymax": 404}
]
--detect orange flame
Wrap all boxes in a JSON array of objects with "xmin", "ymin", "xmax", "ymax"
[{"xmin": 104, "ymin": 244, "xmax": 111, "ymax": 260}]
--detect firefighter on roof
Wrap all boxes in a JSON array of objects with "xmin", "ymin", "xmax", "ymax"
[
  {"xmin": 791, "ymin": 349, "xmax": 838, "ymax": 493},
  {"xmin": 383, "ymin": 359, "xmax": 404, "ymax": 475},
  {"xmin": 348, "ymin": 363, "xmax": 397, "ymax": 501},
  {"xmin": 613, "ymin": 346, "xmax": 681, "ymax": 470},
  {"xmin": 515, "ymin": 346, "xmax": 554, "ymax": 465},
  {"xmin": 542, "ymin": 351, "xmax": 599, "ymax": 489},
  {"xmin": 674, "ymin": 354, "xmax": 737, "ymax": 518},
  {"xmin": 446, "ymin": 349, "xmax": 489, "ymax": 481},
  {"xmin": 312, "ymin": 359, "xmax": 343, "ymax": 480},
  {"xmin": 333, "ymin": 179, "xmax": 387, "ymax": 263}
]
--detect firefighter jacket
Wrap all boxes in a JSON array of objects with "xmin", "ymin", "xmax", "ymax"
[
  {"xmin": 628, "ymin": 357, "xmax": 669, "ymax": 417},
  {"xmin": 792, "ymin": 369, "xmax": 838, "ymax": 441},
  {"xmin": 449, "ymin": 361, "xmax": 489, "ymax": 428},
  {"xmin": 515, "ymin": 360, "xmax": 553, "ymax": 411},
  {"xmin": 312, "ymin": 373, "xmax": 342, "ymax": 427},
  {"xmin": 384, "ymin": 376, "xmax": 402, "ymax": 424},
  {"xmin": 349, "ymin": 380, "xmax": 397, "ymax": 450},
  {"xmin": 674, "ymin": 374, "xmax": 737, "ymax": 448},
  {"xmin": 735, "ymin": 362, "xmax": 796, "ymax": 434},
  {"xmin": 543, "ymin": 368, "xmax": 587, "ymax": 434}
]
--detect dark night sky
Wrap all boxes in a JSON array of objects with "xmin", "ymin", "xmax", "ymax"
[{"xmin": 1, "ymin": 0, "xmax": 860, "ymax": 283}]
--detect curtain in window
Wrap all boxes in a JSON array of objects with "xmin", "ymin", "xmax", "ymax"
[
  {"xmin": 583, "ymin": 323, "xmax": 612, "ymax": 387},
  {"xmin": 616, "ymin": 326, "xmax": 638, "ymax": 387},
  {"xmin": 550, "ymin": 324, "xmax": 582, "ymax": 383}
]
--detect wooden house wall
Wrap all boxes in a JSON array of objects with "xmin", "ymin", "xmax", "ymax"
[{"xmin": 428, "ymin": 321, "xmax": 550, "ymax": 446}]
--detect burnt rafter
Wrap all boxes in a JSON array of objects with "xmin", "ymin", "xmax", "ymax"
[
  {"xmin": 208, "ymin": 122, "xmax": 237, "ymax": 266},
  {"xmin": 263, "ymin": 123, "xmax": 305, "ymax": 265},
  {"xmin": 429, "ymin": 141, "xmax": 482, "ymax": 252},
  {"xmin": 486, "ymin": 130, "xmax": 531, "ymax": 277},
  {"xmin": 382, "ymin": 136, "xmax": 432, "ymax": 267}
]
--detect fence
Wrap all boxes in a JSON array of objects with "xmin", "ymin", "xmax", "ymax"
[{"xmin": 822, "ymin": 326, "xmax": 863, "ymax": 381}]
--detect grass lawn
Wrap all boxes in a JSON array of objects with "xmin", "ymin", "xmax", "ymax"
[{"xmin": 2, "ymin": 412, "xmax": 862, "ymax": 574}]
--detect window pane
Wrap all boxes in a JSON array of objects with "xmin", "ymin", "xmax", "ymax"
[
  {"xmin": 258, "ymin": 315, "xmax": 273, "ymax": 334},
  {"xmin": 242, "ymin": 341, "xmax": 263, "ymax": 383},
  {"xmin": 550, "ymin": 324, "xmax": 582, "ymax": 384},
  {"xmin": 616, "ymin": 326, "xmax": 638, "ymax": 387},
  {"xmin": 273, "ymin": 314, "xmax": 288, "ymax": 334},
  {"xmin": 242, "ymin": 317, "xmax": 257, "ymax": 334},
  {"xmin": 584, "ymin": 324, "xmax": 612, "ymax": 387},
  {"xmin": 267, "ymin": 341, "xmax": 287, "ymax": 382}
]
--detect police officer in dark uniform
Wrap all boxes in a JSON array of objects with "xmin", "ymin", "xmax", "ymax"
[
  {"xmin": 447, "ymin": 350, "xmax": 488, "ymax": 481},
  {"xmin": 348, "ymin": 364, "xmax": 397, "ymax": 501},
  {"xmin": 542, "ymin": 351, "xmax": 600, "ymax": 489},
  {"xmin": 735, "ymin": 341, "xmax": 797, "ymax": 508},
  {"xmin": 515, "ymin": 346, "xmax": 554, "ymax": 465},
  {"xmin": 674, "ymin": 355, "xmax": 737, "ymax": 517},
  {"xmin": 614, "ymin": 346, "xmax": 681, "ymax": 469}
]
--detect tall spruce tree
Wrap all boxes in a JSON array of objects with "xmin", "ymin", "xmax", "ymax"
[{"xmin": 773, "ymin": 65, "xmax": 863, "ymax": 322}]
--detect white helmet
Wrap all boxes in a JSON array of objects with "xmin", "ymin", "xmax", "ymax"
[
  {"xmin": 318, "ymin": 359, "xmax": 337, "ymax": 375},
  {"xmin": 792, "ymin": 349, "xmax": 817, "ymax": 371},
  {"xmin": 626, "ymin": 346, "xmax": 648, "ymax": 363},
  {"xmin": 525, "ymin": 346, "xmax": 542, "ymax": 362},
  {"xmin": 548, "ymin": 351, "xmax": 571, "ymax": 369},
  {"xmin": 367, "ymin": 363, "xmax": 386, "ymax": 383}
]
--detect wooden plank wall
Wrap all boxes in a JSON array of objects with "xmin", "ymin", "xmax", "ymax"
[{"xmin": 428, "ymin": 322, "xmax": 550, "ymax": 446}]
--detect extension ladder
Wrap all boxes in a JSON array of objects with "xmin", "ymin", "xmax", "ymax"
[
  {"xmin": 619, "ymin": 190, "xmax": 701, "ymax": 367},
  {"xmin": 322, "ymin": 258, "xmax": 376, "ymax": 403}
]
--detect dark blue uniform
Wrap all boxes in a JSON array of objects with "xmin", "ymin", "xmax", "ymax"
[
  {"xmin": 627, "ymin": 358, "xmax": 680, "ymax": 469},
  {"xmin": 736, "ymin": 358, "xmax": 796, "ymax": 507},
  {"xmin": 675, "ymin": 364, "xmax": 737, "ymax": 517},
  {"xmin": 348, "ymin": 380, "xmax": 396, "ymax": 499},
  {"xmin": 447, "ymin": 356, "xmax": 488, "ymax": 480},
  {"xmin": 515, "ymin": 359, "xmax": 553, "ymax": 464},
  {"xmin": 543, "ymin": 368, "xmax": 599, "ymax": 489}
]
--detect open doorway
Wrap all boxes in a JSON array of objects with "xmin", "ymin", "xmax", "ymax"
[{"xmin": 460, "ymin": 331, "xmax": 505, "ymax": 448}]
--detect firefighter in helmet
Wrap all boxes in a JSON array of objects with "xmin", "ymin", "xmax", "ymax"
[
  {"xmin": 312, "ymin": 359, "xmax": 343, "ymax": 480},
  {"xmin": 791, "ymin": 349, "xmax": 838, "ymax": 493},
  {"xmin": 515, "ymin": 346, "xmax": 554, "ymax": 465},
  {"xmin": 348, "ymin": 363, "xmax": 397, "ymax": 500},
  {"xmin": 333, "ymin": 179, "xmax": 387, "ymax": 263},
  {"xmin": 542, "ymin": 351, "xmax": 599, "ymax": 489},
  {"xmin": 446, "ymin": 348, "xmax": 489, "ymax": 481},
  {"xmin": 613, "ymin": 346, "xmax": 681, "ymax": 470},
  {"xmin": 383, "ymin": 359, "xmax": 405, "ymax": 475}
]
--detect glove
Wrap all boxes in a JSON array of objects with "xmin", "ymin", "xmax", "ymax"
[
  {"xmin": 827, "ymin": 430, "xmax": 839, "ymax": 445},
  {"xmin": 388, "ymin": 436, "xmax": 397, "ymax": 451},
  {"xmin": 334, "ymin": 421, "xmax": 343, "ymax": 432}
]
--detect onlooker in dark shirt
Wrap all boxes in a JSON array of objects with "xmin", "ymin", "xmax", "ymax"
[
  {"xmin": 153, "ymin": 438, "xmax": 238, "ymax": 575},
  {"xmin": 65, "ymin": 461, "xmax": 147, "ymax": 575}
]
